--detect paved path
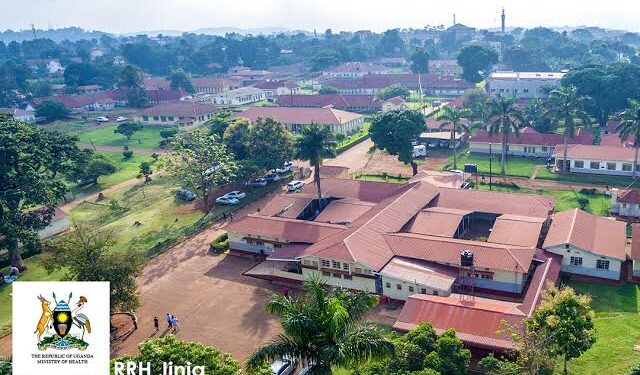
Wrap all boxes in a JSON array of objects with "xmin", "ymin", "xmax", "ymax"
[
  {"xmin": 0, "ymin": 334, "xmax": 10, "ymax": 358},
  {"xmin": 323, "ymin": 138, "xmax": 373, "ymax": 172}
]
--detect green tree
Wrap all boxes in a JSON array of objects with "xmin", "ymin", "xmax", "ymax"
[
  {"xmin": 118, "ymin": 64, "xmax": 147, "ymax": 108},
  {"xmin": 439, "ymin": 106, "xmax": 472, "ymax": 170},
  {"xmin": 528, "ymin": 285, "xmax": 595, "ymax": 375},
  {"xmin": 318, "ymin": 86, "xmax": 339, "ymax": 94},
  {"xmin": 457, "ymin": 45, "xmax": 499, "ymax": 83},
  {"xmin": 112, "ymin": 336, "xmax": 258, "ymax": 375},
  {"xmin": 114, "ymin": 122, "xmax": 142, "ymax": 141},
  {"xmin": 616, "ymin": 99, "xmax": 640, "ymax": 177},
  {"xmin": 628, "ymin": 364, "xmax": 640, "ymax": 375},
  {"xmin": 28, "ymin": 80, "xmax": 52, "ymax": 97},
  {"xmin": 423, "ymin": 329, "xmax": 471, "ymax": 375},
  {"xmin": 247, "ymin": 118, "xmax": 294, "ymax": 171},
  {"xmin": 139, "ymin": 161, "xmax": 153, "ymax": 182},
  {"xmin": 370, "ymin": 110, "xmax": 425, "ymax": 175},
  {"xmin": 44, "ymin": 223, "xmax": 142, "ymax": 312},
  {"xmin": 487, "ymin": 95, "xmax": 527, "ymax": 175},
  {"xmin": 65, "ymin": 151, "xmax": 118, "ymax": 185},
  {"xmin": 35, "ymin": 99, "xmax": 69, "ymax": 121},
  {"xmin": 477, "ymin": 354, "xmax": 521, "ymax": 375},
  {"xmin": 246, "ymin": 278, "xmax": 394, "ymax": 374},
  {"xmin": 377, "ymin": 84, "xmax": 410, "ymax": 100},
  {"xmin": 207, "ymin": 112, "xmax": 232, "ymax": 137},
  {"xmin": 294, "ymin": 126, "xmax": 337, "ymax": 205},
  {"xmin": 167, "ymin": 128, "xmax": 237, "ymax": 208},
  {"xmin": 0, "ymin": 115, "xmax": 81, "ymax": 270},
  {"xmin": 0, "ymin": 360, "xmax": 10, "ymax": 375},
  {"xmin": 223, "ymin": 118, "xmax": 251, "ymax": 160},
  {"xmin": 167, "ymin": 68, "xmax": 195, "ymax": 93},
  {"xmin": 523, "ymin": 97, "xmax": 553, "ymax": 133},
  {"xmin": 410, "ymin": 46, "xmax": 430, "ymax": 74},
  {"xmin": 543, "ymin": 85, "xmax": 592, "ymax": 173},
  {"xmin": 462, "ymin": 88, "xmax": 490, "ymax": 122}
]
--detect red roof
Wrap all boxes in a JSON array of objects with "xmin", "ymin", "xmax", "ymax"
[
  {"xmin": 237, "ymin": 107, "xmax": 363, "ymax": 126},
  {"xmin": 136, "ymin": 101, "xmax": 218, "ymax": 118},
  {"xmin": 325, "ymin": 62, "xmax": 389, "ymax": 73},
  {"xmin": 552, "ymin": 144, "xmax": 636, "ymax": 162},
  {"xmin": 394, "ymin": 294, "xmax": 524, "ymax": 350},
  {"xmin": 617, "ymin": 189, "xmax": 640, "ymax": 204},
  {"xmin": 431, "ymin": 188, "xmax": 555, "ymax": 218},
  {"xmin": 145, "ymin": 89, "xmax": 186, "ymax": 103},
  {"xmin": 33, "ymin": 90, "xmax": 127, "ymax": 109},
  {"xmin": 601, "ymin": 133, "xmax": 635, "ymax": 148},
  {"xmin": 319, "ymin": 165, "xmax": 349, "ymax": 175},
  {"xmin": 226, "ymin": 214, "xmax": 345, "ymax": 244},
  {"xmin": 276, "ymin": 94, "xmax": 382, "ymax": 109},
  {"xmin": 253, "ymin": 79, "xmax": 299, "ymax": 90},
  {"xmin": 313, "ymin": 199, "xmax": 374, "ymax": 224},
  {"xmin": 469, "ymin": 130, "xmax": 593, "ymax": 147},
  {"xmin": 323, "ymin": 74, "xmax": 474, "ymax": 90},
  {"xmin": 300, "ymin": 178, "xmax": 405, "ymax": 203},
  {"xmin": 631, "ymin": 224, "xmax": 640, "ymax": 260},
  {"xmin": 192, "ymin": 77, "xmax": 242, "ymax": 89}
]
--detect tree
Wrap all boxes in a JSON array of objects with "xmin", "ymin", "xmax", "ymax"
[
  {"xmin": 114, "ymin": 122, "xmax": 143, "ymax": 141},
  {"xmin": 487, "ymin": 96, "xmax": 527, "ymax": 175},
  {"xmin": 0, "ymin": 115, "xmax": 81, "ymax": 270},
  {"xmin": 377, "ymin": 84, "xmax": 410, "ymax": 100},
  {"xmin": 207, "ymin": 112, "xmax": 232, "ymax": 137},
  {"xmin": 543, "ymin": 85, "xmax": 592, "ymax": 173},
  {"xmin": 44, "ymin": 223, "xmax": 142, "ymax": 312},
  {"xmin": 462, "ymin": 88, "xmax": 490, "ymax": 122},
  {"xmin": 223, "ymin": 118, "xmax": 251, "ymax": 160},
  {"xmin": 65, "ymin": 150, "xmax": 118, "ymax": 185},
  {"xmin": 118, "ymin": 64, "xmax": 147, "ymax": 108},
  {"xmin": 295, "ymin": 126, "xmax": 336, "ymax": 205},
  {"xmin": 628, "ymin": 364, "xmax": 640, "ymax": 375},
  {"xmin": 246, "ymin": 278, "xmax": 394, "ymax": 374},
  {"xmin": 113, "ymin": 336, "xmax": 263, "ymax": 375},
  {"xmin": 457, "ymin": 45, "xmax": 499, "ymax": 83},
  {"xmin": 247, "ymin": 118, "xmax": 294, "ymax": 171},
  {"xmin": 370, "ymin": 110, "xmax": 425, "ymax": 175},
  {"xmin": 439, "ymin": 106, "xmax": 472, "ymax": 170},
  {"xmin": 167, "ymin": 128, "xmax": 238, "ymax": 208},
  {"xmin": 477, "ymin": 354, "xmax": 521, "ymax": 375},
  {"xmin": 28, "ymin": 80, "xmax": 52, "ymax": 97},
  {"xmin": 617, "ymin": 99, "xmax": 640, "ymax": 177},
  {"xmin": 523, "ymin": 97, "xmax": 553, "ymax": 133},
  {"xmin": 318, "ymin": 86, "xmax": 339, "ymax": 94},
  {"xmin": 167, "ymin": 68, "xmax": 195, "ymax": 93},
  {"xmin": 410, "ymin": 46, "xmax": 430, "ymax": 74},
  {"xmin": 35, "ymin": 100, "xmax": 69, "ymax": 121},
  {"xmin": 423, "ymin": 329, "xmax": 471, "ymax": 375},
  {"xmin": 139, "ymin": 161, "xmax": 153, "ymax": 182},
  {"xmin": 528, "ymin": 285, "xmax": 595, "ymax": 375}
]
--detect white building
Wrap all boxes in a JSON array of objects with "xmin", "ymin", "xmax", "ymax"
[
  {"xmin": 552, "ymin": 144, "xmax": 640, "ymax": 176},
  {"xmin": 610, "ymin": 189, "xmax": 640, "ymax": 217},
  {"xmin": 210, "ymin": 87, "xmax": 266, "ymax": 105},
  {"xmin": 487, "ymin": 71, "xmax": 565, "ymax": 99}
]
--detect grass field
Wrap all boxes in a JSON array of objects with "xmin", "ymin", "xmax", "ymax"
[
  {"xmin": 560, "ymin": 281, "xmax": 640, "ymax": 375},
  {"xmin": 76, "ymin": 124, "xmax": 168, "ymax": 150},
  {"xmin": 536, "ymin": 167, "xmax": 640, "ymax": 188},
  {"xmin": 448, "ymin": 153, "xmax": 543, "ymax": 177},
  {"xmin": 474, "ymin": 182, "xmax": 611, "ymax": 216}
]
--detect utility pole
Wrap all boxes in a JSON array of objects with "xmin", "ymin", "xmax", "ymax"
[{"xmin": 489, "ymin": 143, "xmax": 493, "ymax": 190}]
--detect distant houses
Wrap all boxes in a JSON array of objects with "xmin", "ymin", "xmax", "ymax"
[
  {"xmin": 322, "ymin": 62, "xmax": 392, "ymax": 78},
  {"xmin": 275, "ymin": 94, "xmax": 382, "ymax": 113},
  {"xmin": 236, "ymin": 106, "xmax": 365, "ymax": 134},
  {"xmin": 134, "ymin": 101, "xmax": 219, "ymax": 129},
  {"xmin": 551, "ymin": 144, "xmax": 640, "ymax": 176},
  {"xmin": 322, "ymin": 74, "xmax": 473, "ymax": 97},
  {"xmin": 209, "ymin": 87, "xmax": 266, "ymax": 105},
  {"xmin": 252, "ymin": 79, "xmax": 299, "ymax": 100},
  {"xmin": 486, "ymin": 71, "xmax": 565, "ymax": 99},
  {"xmin": 611, "ymin": 189, "xmax": 640, "ymax": 218},
  {"xmin": 0, "ymin": 108, "xmax": 36, "ymax": 123},
  {"xmin": 469, "ymin": 129, "xmax": 593, "ymax": 158}
]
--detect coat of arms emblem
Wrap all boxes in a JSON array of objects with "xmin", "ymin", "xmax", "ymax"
[{"xmin": 35, "ymin": 292, "xmax": 92, "ymax": 350}]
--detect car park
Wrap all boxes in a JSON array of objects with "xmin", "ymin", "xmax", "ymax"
[
  {"xmin": 95, "ymin": 116, "xmax": 109, "ymax": 122},
  {"xmin": 222, "ymin": 191, "xmax": 246, "ymax": 200},
  {"xmin": 215, "ymin": 196, "xmax": 239, "ymax": 205},
  {"xmin": 287, "ymin": 180, "xmax": 305, "ymax": 191},
  {"xmin": 175, "ymin": 189, "xmax": 196, "ymax": 201},
  {"xmin": 275, "ymin": 161, "xmax": 294, "ymax": 174},
  {"xmin": 264, "ymin": 173, "xmax": 281, "ymax": 182},
  {"xmin": 270, "ymin": 359, "xmax": 296, "ymax": 375},
  {"xmin": 246, "ymin": 178, "xmax": 268, "ymax": 187},
  {"xmin": 116, "ymin": 116, "xmax": 128, "ymax": 122}
]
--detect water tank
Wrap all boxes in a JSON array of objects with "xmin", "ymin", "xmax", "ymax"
[{"xmin": 460, "ymin": 249, "xmax": 474, "ymax": 267}]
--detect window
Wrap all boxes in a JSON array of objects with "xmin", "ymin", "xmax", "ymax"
[
  {"xmin": 153, "ymin": 116, "xmax": 159, "ymax": 121},
  {"xmin": 322, "ymin": 271, "xmax": 330, "ymax": 276},
  {"xmin": 636, "ymin": 164, "xmax": 640, "ymax": 172},
  {"xmin": 160, "ymin": 116, "xmax": 167, "ymax": 122},
  {"xmin": 332, "ymin": 273, "xmax": 341, "ymax": 278},
  {"xmin": 607, "ymin": 162, "xmax": 617, "ymax": 171},
  {"xmin": 343, "ymin": 263, "xmax": 350, "ymax": 271},
  {"xmin": 570, "ymin": 256, "xmax": 583, "ymax": 267},
  {"xmin": 574, "ymin": 160, "xmax": 584, "ymax": 168},
  {"xmin": 523, "ymin": 88, "xmax": 529, "ymax": 93},
  {"xmin": 432, "ymin": 291, "xmax": 439, "ymax": 296},
  {"xmin": 343, "ymin": 275, "xmax": 352, "ymax": 280},
  {"xmin": 321, "ymin": 260, "xmax": 330, "ymax": 268},
  {"xmin": 623, "ymin": 163, "xmax": 633, "ymax": 172},
  {"xmin": 396, "ymin": 284, "xmax": 402, "ymax": 290},
  {"xmin": 311, "ymin": 261, "xmax": 318, "ymax": 268},
  {"xmin": 408, "ymin": 286, "xmax": 414, "ymax": 292},
  {"xmin": 332, "ymin": 260, "xmax": 341, "ymax": 268},
  {"xmin": 142, "ymin": 116, "xmax": 149, "ymax": 121},
  {"xmin": 302, "ymin": 260, "xmax": 311, "ymax": 266},
  {"xmin": 354, "ymin": 267, "xmax": 362, "ymax": 274},
  {"xmin": 421, "ymin": 288, "xmax": 427, "ymax": 294},
  {"xmin": 590, "ymin": 162, "xmax": 600, "ymax": 170},
  {"xmin": 385, "ymin": 282, "xmax": 391, "ymax": 288},
  {"xmin": 596, "ymin": 259, "xmax": 610, "ymax": 270},
  {"xmin": 541, "ymin": 146, "xmax": 548, "ymax": 152}
]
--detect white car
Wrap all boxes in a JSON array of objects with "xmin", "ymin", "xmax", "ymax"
[
  {"xmin": 287, "ymin": 180, "xmax": 305, "ymax": 191},
  {"xmin": 215, "ymin": 196, "xmax": 239, "ymax": 205},
  {"xmin": 223, "ymin": 191, "xmax": 246, "ymax": 200},
  {"xmin": 95, "ymin": 116, "xmax": 109, "ymax": 122},
  {"xmin": 116, "ymin": 116, "xmax": 128, "ymax": 122},
  {"xmin": 270, "ymin": 359, "xmax": 296, "ymax": 375},
  {"xmin": 275, "ymin": 162, "xmax": 294, "ymax": 174}
]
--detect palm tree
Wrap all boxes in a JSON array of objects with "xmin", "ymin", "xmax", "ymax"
[
  {"xmin": 439, "ymin": 106, "xmax": 472, "ymax": 170},
  {"xmin": 246, "ymin": 278, "xmax": 394, "ymax": 374},
  {"xmin": 544, "ymin": 85, "xmax": 592, "ymax": 174},
  {"xmin": 295, "ymin": 125, "xmax": 336, "ymax": 206},
  {"xmin": 617, "ymin": 99, "xmax": 640, "ymax": 177},
  {"xmin": 487, "ymin": 95, "xmax": 528, "ymax": 175}
]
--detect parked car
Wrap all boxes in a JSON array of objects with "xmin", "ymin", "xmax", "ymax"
[
  {"xmin": 176, "ymin": 189, "xmax": 196, "ymax": 201},
  {"xmin": 116, "ymin": 116, "xmax": 128, "ymax": 122},
  {"xmin": 222, "ymin": 191, "xmax": 246, "ymax": 200},
  {"xmin": 270, "ymin": 359, "xmax": 296, "ymax": 375},
  {"xmin": 95, "ymin": 116, "xmax": 109, "ymax": 122},
  {"xmin": 216, "ymin": 196, "xmax": 239, "ymax": 205},
  {"xmin": 287, "ymin": 180, "xmax": 305, "ymax": 191},
  {"xmin": 298, "ymin": 364, "xmax": 316, "ymax": 375},
  {"xmin": 246, "ymin": 178, "xmax": 268, "ymax": 187},
  {"xmin": 264, "ymin": 173, "xmax": 281, "ymax": 182},
  {"xmin": 275, "ymin": 161, "xmax": 294, "ymax": 174},
  {"xmin": 412, "ymin": 145, "xmax": 427, "ymax": 158}
]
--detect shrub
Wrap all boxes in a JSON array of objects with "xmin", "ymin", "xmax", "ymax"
[
  {"xmin": 579, "ymin": 188, "xmax": 598, "ymax": 195},
  {"xmin": 210, "ymin": 233, "xmax": 229, "ymax": 253},
  {"xmin": 122, "ymin": 150, "xmax": 134, "ymax": 159},
  {"xmin": 628, "ymin": 364, "xmax": 640, "ymax": 375}
]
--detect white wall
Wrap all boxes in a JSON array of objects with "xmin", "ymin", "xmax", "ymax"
[
  {"xmin": 566, "ymin": 159, "xmax": 637, "ymax": 177},
  {"xmin": 545, "ymin": 244, "xmax": 622, "ymax": 280}
]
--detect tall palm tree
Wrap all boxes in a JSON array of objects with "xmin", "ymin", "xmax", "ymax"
[
  {"xmin": 295, "ymin": 125, "xmax": 336, "ymax": 206},
  {"xmin": 246, "ymin": 278, "xmax": 394, "ymax": 375},
  {"xmin": 617, "ymin": 99, "xmax": 640, "ymax": 177},
  {"xmin": 544, "ymin": 85, "xmax": 592, "ymax": 174},
  {"xmin": 439, "ymin": 106, "xmax": 472, "ymax": 170},
  {"xmin": 487, "ymin": 95, "xmax": 528, "ymax": 175}
]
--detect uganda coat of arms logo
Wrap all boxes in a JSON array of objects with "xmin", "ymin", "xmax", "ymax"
[{"xmin": 35, "ymin": 291, "xmax": 92, "ymax": 351}]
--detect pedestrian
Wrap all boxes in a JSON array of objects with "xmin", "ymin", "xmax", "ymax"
[
  {"xmin": 153, "ymin": 316, "xmax": 159, "ymax": 333},
  {"xmin": 229, "ymin": 212, "xmax": 234, "ymax": 221},
  {"xmin": 172, "ymin": 315, "xmax": 180, "ymax": 331},
  {"xmin": 166, "ymin": 313, "xmax": 173, "ymax": 328},
  {"xmin": 132, "ymin": 314, "xmax": 138, "ymax": 330},
  {"xmin": 223, "ymin": 212, "xmax": 227, "ymax": 221}
]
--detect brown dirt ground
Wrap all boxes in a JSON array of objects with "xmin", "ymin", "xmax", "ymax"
[{"xmin": 360, "ymin": 148, "xmax": 451, "ymax": 177}]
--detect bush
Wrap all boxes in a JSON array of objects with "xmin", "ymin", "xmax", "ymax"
[
  {"xmin": 0, "ymin": 361, "xmax": 11, "ymax": 375},
  {"xmin": 122, "ymin": 150, "xmax": 134, "ymax": 159},
  {"xmin": 579, "ymin": 188, "xmax": 598, "ymax": 195},
  {"xmin": 628, "ymin": 364, "xmax": 640, "ymax": 375},
  {"xmin": 210, "ymin": 233, "xmax": 229, "ymax": 253}
]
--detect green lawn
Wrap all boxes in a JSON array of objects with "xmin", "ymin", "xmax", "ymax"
[
  {"xmin": 0, "ymin": 257, "xmax": 67, "ymax": 337},
  {"xmin": 76, "ymin": 124, "xmax": 168, "ymax": 150},
  {"xmin": 337, "ymin": 122, "xmax": 371, "ymax": 152},
  {"xmin": 447, "ymin": 153, "xmax": 544, "ymax": 178},
  {"xmin": 560, "ymin": 281, "xmax": 640, "ymax": 375},
  {"xmin": 354, "ymin": 173, "xmax": 409, "ymax": 184},
  {"xmin": 536, "ymin": 167, "xmax": 640, "ymax": 188},
  {"xmin": 474, "ymin": 182, "xmax": 611, "ymax": 216}
]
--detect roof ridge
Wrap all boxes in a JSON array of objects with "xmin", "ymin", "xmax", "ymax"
[
  {"xmin": 566, "ymin": 208, "xmax": 579, "ymax": 245},
  {"xmin": 244, "ymin": 213, "xmax": 346, "ymax": 228}
]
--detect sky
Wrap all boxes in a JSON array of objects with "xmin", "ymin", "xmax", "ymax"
[{"xmin": 2, "ymin": 0, "xmax": 639, "ymax": 34}]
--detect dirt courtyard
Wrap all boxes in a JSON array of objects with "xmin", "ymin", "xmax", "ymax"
[{"xmin": 361, "ymin": 148, "xmax": 451, "ymax": 177}]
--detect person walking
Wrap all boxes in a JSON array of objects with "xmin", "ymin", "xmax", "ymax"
[
  {"xmin": 229, "ymin": 212, "xmax": 234, "ymax": 221},
  {"xmin": 153, "ymin": 316, "xmax": 159, "ymax": 333},
  {"xmin": 172, "ymin": 315, "xmax": 180, "ymax": 332},
  {"xmin": 166, "ymin": 313, "xmax": 173, "ymax": 328}
]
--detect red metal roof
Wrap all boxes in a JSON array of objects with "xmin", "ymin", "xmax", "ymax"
[
  {"xmin": 431, "ymin": 188, "xmax": 555, "ymax": 218},
  {"xmin": 323, "ymin": 74, "xmax": 474, "ymax": 90},
  {"xmin": 552, "ymin": 144, "xmax": 636, "ymax": 162},
  {"xmin": 258, "ymin": 194, "xmax": 315, "ymax": 219},
  {"xmin": 225, "ymin": 214, "xmax": 345, "ymax": 244},
  {"xmin": 617, "ymin": 189, "xmax": 640, "ymax": 204},
  {"xmin": 237, "ymin": 106, "xmax": 363, "ymax": 126},
  {"xmin": 313, "ymin": 199, "xmax": 374, "ymax": 224},
  {"xmin": 276, "ymin": 94, "xmax": 382, "ymax": 109},
  {"xmin": 469, "ymin": 130, "xmax": 593, "ymax": 146},
  {"xmin": 405, "ymin": 209, "xmax": 465, "ymax": 238},
  {"xmin": 631, "ymin": 224, "xmax": 640, "ymax": 260},
  {"xmin": 300, "ymin": 178, "xmax": 405, "ymax": 203}
]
